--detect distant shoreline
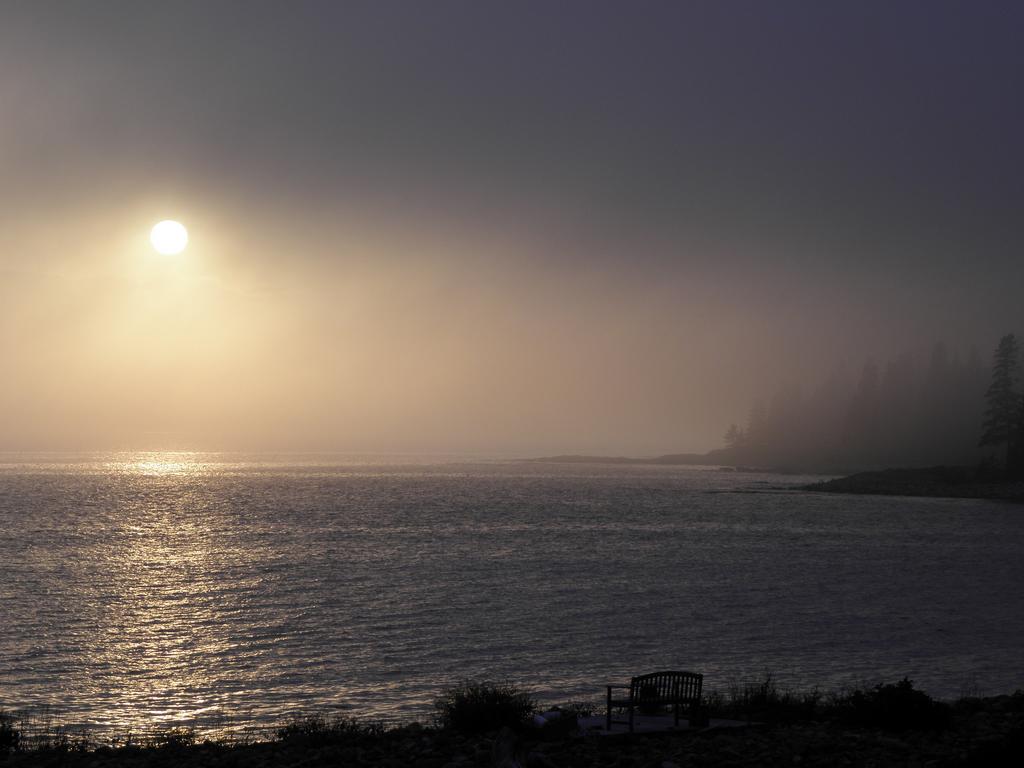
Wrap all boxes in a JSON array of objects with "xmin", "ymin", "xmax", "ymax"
[
  {"xmin": 522, "ymin": 453, "xmax": 718, "ymax": 466},
  {"xmin": 522, "ymin": 452, "xmax": 796, "ymax": 473},
  {"xmin": 527, "ymin": 455, "xmax": 1024, "ymax": 503}
]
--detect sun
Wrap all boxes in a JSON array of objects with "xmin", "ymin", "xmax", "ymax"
[{"xmin": 150, "ymin": 220, "xmax": 189, "ymax": 255}]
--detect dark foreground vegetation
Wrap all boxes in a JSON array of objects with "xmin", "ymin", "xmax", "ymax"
[{"xmin": 3, "ymin": 678, "xmax": 1023, "ymax": 767}]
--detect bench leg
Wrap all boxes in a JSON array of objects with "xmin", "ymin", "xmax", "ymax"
[
  {"xmin": 606, "ymin": 687, "xmax": 612, "ymax": 732},
  {"xmin": 628, "ymin": 703, "xmax": 634, "ymax": 733}
]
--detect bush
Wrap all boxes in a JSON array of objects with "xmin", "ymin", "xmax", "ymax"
[
  {"xmin": 0, "ymin": 711, "xmax": 21, "ymax": 755},
  {"xmin": 844, "ymin": 678, "xmax": 949, "ymax": 732},
  {"xmin": 434, "ymin": 680, "xmax": 536, "ymax": 734}
]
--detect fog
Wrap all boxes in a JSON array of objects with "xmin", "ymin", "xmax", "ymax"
[{"xmin": 2, "ymin": 2, "xmax": 1023, "ymax": 457}]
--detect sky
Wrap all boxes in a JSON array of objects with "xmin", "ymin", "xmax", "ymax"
[{"xmin": 2, "ymin": 1, "xmax": 1023, "ymax": 455}]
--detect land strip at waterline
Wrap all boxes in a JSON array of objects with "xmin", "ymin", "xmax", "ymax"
[
  {"xmin": 527, "ymin": 454, "xmax": 1024, "ymax": 502},
  {"xmin": 802, "ymin": 466, "xmax": 1024, "ymax": 502}
]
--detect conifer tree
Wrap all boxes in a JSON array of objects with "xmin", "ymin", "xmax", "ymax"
[
  {"xmin": 979, "ymin": 333, "xmax": 1020, "ymax": 466},
  {"xmin": 724, "ymin": 423, "xmax": 743, "ymax": 449},
  {"xmin": 1007, "ymin": 392, "xmax": 1024, "ymax": 477}
]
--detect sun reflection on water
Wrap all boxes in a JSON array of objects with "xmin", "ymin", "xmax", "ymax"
[
  {"xmin": 104, "ymin": 452, "xmax": 211, "ymax": 476},
  {"xmin": 77, "ymin": 451, "xmax": 256, "ymax": 737}
]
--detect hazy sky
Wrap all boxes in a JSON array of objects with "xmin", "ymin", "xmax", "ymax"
[{"xmin": 2, "ymin": 1, "xmax": 1023, "ymax": 455}]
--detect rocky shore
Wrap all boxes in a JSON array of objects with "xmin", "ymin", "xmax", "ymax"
[{"xmin": 3, "ymin": 692, "xmax": 1022, "ymax": 767}]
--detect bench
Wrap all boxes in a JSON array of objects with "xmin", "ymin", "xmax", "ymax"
[{"xmin": 605, "ymin": 670, "xmax": 703, "ymax": 732}]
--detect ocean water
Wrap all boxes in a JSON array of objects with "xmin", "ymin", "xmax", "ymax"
[{"xmin": 1, "ymin": 453, "xmax": 1023, "ymax": 738}]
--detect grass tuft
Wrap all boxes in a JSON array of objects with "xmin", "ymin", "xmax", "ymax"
[
  {"xmin": 706, "ymin": 673, "xmax": 823, "ymax": 724},
  {"xmin": 149, "ymin": 727, "xmax": 197, "ymax": 750},
  {"xmin": 434, "ymin": 680, "xmax": 537, "ymax": 734},
  {"xmin": 706, "ymin": 674, "xmax": 950, "ymax": 731},
  {"xmin": 276, "ymin": 713, "xmax": 385, "ymax": 746}
]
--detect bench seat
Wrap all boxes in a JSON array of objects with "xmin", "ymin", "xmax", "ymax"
[{"xmin": 605, "ymin": 670, "xmax": 703, "ymax": 732}]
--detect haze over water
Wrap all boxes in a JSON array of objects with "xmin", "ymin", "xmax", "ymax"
[
  {"xmin": 4, "ymin": 3, "xmax": 1024, "ymax": 457},
  {"xmin": 2, "ymin": 455, "xmax": 1022, "ymax": 738}
]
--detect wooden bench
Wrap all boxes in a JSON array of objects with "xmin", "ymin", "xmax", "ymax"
[{"xmin": 605, "ymin": 670, "xmax": 704, "ymax": 732}]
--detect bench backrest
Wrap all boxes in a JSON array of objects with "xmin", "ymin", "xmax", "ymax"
[{"xmin": 629, "ymin": 670, "xmax": 703, "ymax": 704}]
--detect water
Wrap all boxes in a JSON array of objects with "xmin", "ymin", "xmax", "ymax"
[{"xmin": 1, "ymin": 453, "xmax": 1023, "ymax": 738}]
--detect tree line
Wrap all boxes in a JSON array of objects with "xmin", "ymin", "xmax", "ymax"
[{"xmin": 719, "ymin": 335, "xmax": 1024, "ymax": 474}]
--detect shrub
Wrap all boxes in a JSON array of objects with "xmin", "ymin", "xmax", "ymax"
[
  {"xmin": 434, "ymin": 680, "xmax": 536, "ymax": 734},
  {"xmin": 0, "ymin": 711, "xmax": 21, "ymax": 755},
  {"xmin": 844, "ymin": 678, "xmax": 949, "ymax": 732}
]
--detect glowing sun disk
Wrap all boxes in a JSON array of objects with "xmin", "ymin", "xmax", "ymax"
[{"xmin": 151, "ymin": 220, "xmax": 189, "ymax": 254}]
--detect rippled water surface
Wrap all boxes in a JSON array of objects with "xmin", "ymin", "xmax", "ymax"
[{"xmin": 2, "ymin": 453, "xmax": 1023, "ymax": 736}]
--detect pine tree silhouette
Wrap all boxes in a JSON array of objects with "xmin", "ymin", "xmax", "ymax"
[{"xmin": 979, "ymin": 334, "xmax": 1020, "ymax": 467}]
